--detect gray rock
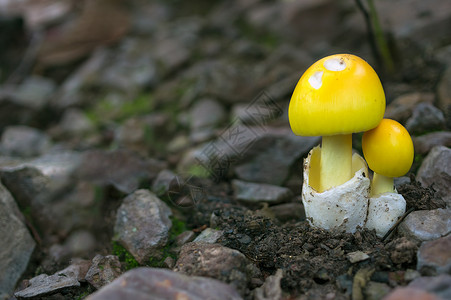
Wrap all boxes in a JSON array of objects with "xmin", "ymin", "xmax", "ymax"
[
  {"xmin": 190, "ymin": 98, "xmax": 226, "ymax": 131},
  {"xmin": 85, "ymin": 255, "xmax": 122, "ymax": 290},
  {"xmin": 6, "ymin": 76, "xmax": 55, "ymax": 110},
  {"xmin": 408, "ymin": 274, "xmax": 451, "ymax": 300},
  {"xmin": 58, "ymin": 108, "xmax": 95, "ymax": 136},
  {"xmin": 347, "ymin": 251, "xmax": 370, "ymax": 264},
  {"xmin": 0, "ymin": 76, "xmax": 55, "ymax": 129},
  {"xmin": 175, "ymin": 242, "xmax": 254, "ymax": 295},
  {"xmin": 413, "ymin": 131, "xmax": 451, "ymax": 155},
  {"xmin": 114, "ymin": 189, "xmax": 172, "ymax": 264},
  {"xmin": 234, "ymin": 129, "xmax": 320, "ymax": 185},
  {"xmin": 405, "ymin": 103, "xmax": 446, "ymax": 135},
  {"xmin": 253, "ymin": 269, "xmax": 283, "ymax": 300},
  {"xmin": 0, "ymin": 182, "xmax": 35, "ymax": 297},
  {"xmin": 76, "ymin": 149, "xmax": 166, "ymax": 194},
  {"xmin": 0, "ymin": 153, "xmax": 100, "ymax": 237},
  {"xmin": 85, "ymin": 267, "xmax": 243, "ymax": 300},
  {"xmin": 232, "ymin": 179, "xmax": 293, "ymax": 206},
  {"xmin": 399, "ymin": 209, "xmax": 451, "ymax": 242},
  {"xmin": 417, "ymin": 234, "xmax": 451, "ymax": 275},
  {"xmin": 189, "ymin": 98, "xmax": 226, "ymax": 143},
  {"xmin": 193, "ymin": 228, "xmax": 223, "ymax": 244},
  {"xmin": 417, "ymin": 146, "xmax": 451, "ymax": 207},
  {"xmin": 14, "ymin": 260, "xmax": 90, "ymax": 298},
  {"xmin": 0, "ymin": 126, "xmax": 51, "ymax": 157}
]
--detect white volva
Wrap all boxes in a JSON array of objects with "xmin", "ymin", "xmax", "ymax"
[
  {"xmin": 365, "ymin": 193, "xmax": 406, "ymax": 237},
  {"xmin": 302, "ymin": 146, "xmax": 370, "ymax": 233}
]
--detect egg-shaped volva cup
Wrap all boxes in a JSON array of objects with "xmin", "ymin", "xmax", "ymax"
[
  {"xmin": 302, "ymin": 146, "xmax": 370, "ymax": 233},
  {"xmin": 365, "ymin": 192, "xmax": 406, "ymax": 237}
]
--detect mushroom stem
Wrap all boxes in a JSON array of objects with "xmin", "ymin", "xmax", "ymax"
[
  {"xmin": 371, "ymin": 173, "xmax": 394, "ymax": 195},
  {"xmin": 320, "ymin": 134, "xmax": 352, "ymax": 192}
]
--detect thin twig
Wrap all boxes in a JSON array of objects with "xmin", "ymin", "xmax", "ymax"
[{"xmin": 381, "ymin": 207, "xmax": 415, "ymax": 242}]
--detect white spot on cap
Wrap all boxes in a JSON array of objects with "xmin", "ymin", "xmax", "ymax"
[
  {"xmin": 308, "ymin": 71, "xmax": 323, "ymax": 89},
  {"xmin": 324, "ymin": 57, "xmax": 346, "ymax": 71}
]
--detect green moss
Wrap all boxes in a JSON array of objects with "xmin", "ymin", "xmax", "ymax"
[
  {"xmin": 112, "ymin": 242, "xmax": 140, "ymax": 270},
  {"xmin": 86, "ymin": 93, "xmax": 154, "ymax": 126},
  {"xmin": 187, "ymin": 164, "xmax": 210, "ymax": 178},
  {"xmin": 170, "ymin": 216, "xmax": 187, "ymax": 236},
  {"xmin": 112, "ymin": 217, "xmax": 189, "ymax": 270}
]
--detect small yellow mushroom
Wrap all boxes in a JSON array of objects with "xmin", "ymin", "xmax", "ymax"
[{"xmin": 362, "ymin": 119, "xmax": 414, "ymax": 195}]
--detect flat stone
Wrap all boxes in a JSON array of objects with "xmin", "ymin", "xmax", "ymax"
[
  {"xmin": 14, "ymin": 260, "xmax": 90, "ymax": 298},
  {"xmin": 413, "ymin": 131, "xmax": 451, "ymax": 155},
  {"xmin": 232, "ymin": 179, "xmax": 293, "ymax": 205},
  {"xmin": 405, "ymin": 103, "xmax": 446, "ymax": 135},
  {"xmin": 408, "ymin": 274, "xmax": 451, "ymax": 300},
  {"xmin": 193, "ymin": 228, "xmax": 223, "ymax": 244},
  {"xmin": 76, "ymin": 149, "xmax": 166, "ymax": 194},
  {"xmin": 85, "ymin": 255, "xmax": 122, "ymax": 290},
  {"xmin": 399, "ymin": 209, "xmax": 451, "ymax": 242},
  {"xmin": 234, "ymin": 129, "xmax": 320, "ymax": 185},
  {"xmin": 417, "ymin": 146, "xmax": 451, "ymax": 207},
  {"xmin": 85, "ymin": 267, "xmax": 243, "ymax": 300},
  {"xmin": 174, "ymin": 242, "xmax": 253, "ymax": 294},
  {"xmin": 114, "ymin": 189, "xmax": 172, "ymax": 264},
  {"xmin": 417, "ymin": 234, "xmax": 451, "ymax": 275},
  {"xmin": 0, "ymin": 126, "xmax": 51, "ymax": 157},
  {"xmin": 347, "ymin": 251, "xmax": 370, "ymax": 264},
  {"xmin": 0, "ymin": 182, "xmax": 35, "ymax": 297}
]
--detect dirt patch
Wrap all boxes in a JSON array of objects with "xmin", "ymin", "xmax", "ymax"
[{"xmin": 213, "ymin": 205, "xmax": 419, "ymax": 298}]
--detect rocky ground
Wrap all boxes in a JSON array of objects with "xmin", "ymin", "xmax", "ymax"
[{"xmin": 0, "ymin": 0, "xmax": 450, "ymax": 299}]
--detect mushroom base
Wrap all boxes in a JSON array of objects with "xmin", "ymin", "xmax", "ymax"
[
  {"xmin": 302, "ymin": 146, "xmax": 370, "ymax": 233},
  {"xmin": 365, "ymin": 192, "xmax": 406, "ymax": 237}
]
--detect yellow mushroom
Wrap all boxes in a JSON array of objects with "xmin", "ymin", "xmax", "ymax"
[
  {"xmin": 289, "ymin": 54, "xmax": 385, "ymax": 192},
  {"xmin": 362, "ymin": 119, "xmax": 414, "ymax": 195}
]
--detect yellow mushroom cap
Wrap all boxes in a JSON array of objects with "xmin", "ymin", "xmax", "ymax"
[
  {"xmin": 362, "ymin": 119, "xmax": 414, "ymax": 178},
  {"xmin": 289, "ymin": 54, "xmax": 385, "ymax": 136}
]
